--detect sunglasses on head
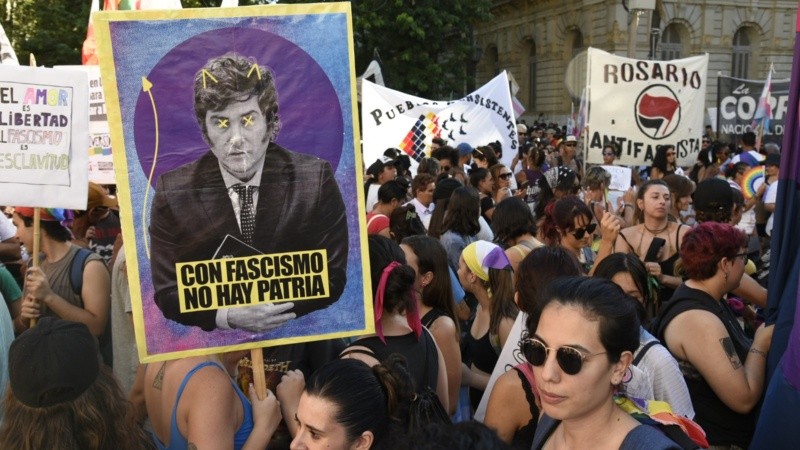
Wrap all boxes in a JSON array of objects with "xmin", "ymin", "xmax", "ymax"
[
  {"xmin": 571, "ymin": 223, "xmax": 597, "ymax": 239},
  {"xmin": 499, "ymin": 173, "xmax": 513, "ymax": 180},
  {"xmin": 522, "ymin": 338, "xmax": 606, "ymax": 375}
]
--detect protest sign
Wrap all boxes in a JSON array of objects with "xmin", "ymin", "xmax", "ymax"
[
  {"xmin": 600, "ymin": 164, "xmax": 632, "ymax": 192},
  {"xmin": 58, "ymin": 65, "xmax": 115, "ymax": 185},
  {"xmin": 717, "ymin": 75, "xmax": 790, "ymax": 145},
  {"xmin": 0, "ymin": 66, "xmax": 89, "ymax": 209},
  {"xmin": 95, "ymin": 3, "xmax": 371, "ymax": 362},
  {"xmin": 585, "ymin": 48, "xmax": 708, "ymax": 167},
  {"xmin": 361, "ymin": 72, "xmax": 517, "ymax": 170}
]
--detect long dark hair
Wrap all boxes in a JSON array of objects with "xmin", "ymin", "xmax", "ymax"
[
  {"xmin": 306, "ymin": 356, "xmax": 415, "ymax": 447},
  {"xmin": 539, "ymin": 196, "xmax": 591, "ymax": 246},
  {"xmin": 491, "ymin": 197, "xmax": 536, "ymax": 246},
  {"xmin": 401, "ymin": 235, "xmax": 459, "ymax": 334},
  {"xmin": 593, "ymin": 252, "xmax": 652, "ymax": 322},
  {"xmin": 442, "ymin": 186, "xmax": 480, "ymax": 237},
  {"xmin": 368, "ymin": 235, "xmax": 416, "ymax": 316},
  {"xmin": 516, "ymin": 246, "xmax": 583, "ymax": 331},
  {"xmin": 0, "ymin": 366, "xmax": 154, "ymax": 450}
]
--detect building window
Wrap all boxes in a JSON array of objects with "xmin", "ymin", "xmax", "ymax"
[
  {"xmin": 529, "ymin": 42, "xmax": 536, "ymax": 110},
  {"xmin": 732, "ymin": 28, "xmax": 751, "ymax": 79},
  {"xmin": 660, "ymin": 24, "xmax": 682, "ymax": 60},
  {"xmin": 568, "ymin": 30, "xmax": 585, "ymax": 102},
  {"xmin": 486, "ymin": 46, "xmax": 499, "ymax": 76}
]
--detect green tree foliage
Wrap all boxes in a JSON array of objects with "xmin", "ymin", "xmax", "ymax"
[
  {"xmin": 1, "ymin": 0, "xmax": 491, "ymax": 97},
  {"xmin": 0, "ymin": 0, "xmax": 92, "ymax": 66}
]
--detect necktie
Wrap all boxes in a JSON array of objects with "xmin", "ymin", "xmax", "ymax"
[{"xmin": 233, "ymin": 184, "xmax": 256, "ymax": 244}]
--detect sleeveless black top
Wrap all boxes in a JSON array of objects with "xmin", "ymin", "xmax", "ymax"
[
  {"xmin": 464, "ymin": 330, "xmax": 498, "ymax": 410},
  {"xmin": 652, "ymin": 283, "xmax": 756, "ymax": 448}
]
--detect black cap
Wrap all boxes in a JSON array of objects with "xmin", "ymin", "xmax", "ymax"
[
  {"xmin": 9, "ymin": 317, "xmax": 99, "ymax": 408},
  {"xmin": 693, "ymin": 178, "xmax": 733, "ymax": 213},
  {"xmin": 764, "ymin": 153, "xmax": 781, "ymax": 167}
]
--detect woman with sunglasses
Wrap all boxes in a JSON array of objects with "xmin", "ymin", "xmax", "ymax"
[
  {"xmin": 602, "ymin": 143, "xmax": 619, "ymax": 166},
  {"xmin": 650, "ymin": 145, "xmax": 684, "ymax": 180},
  {"xmin": 483, "ymin": 246, "xmax": 582, "ymax": 447},
  {"xmin": 539, "ymin": 196, "xmax": 598, "ymax": 274},
  {"xmin": 528, "ymin": 276, "xmax": 680, "ymax": 449},
  {"xmin": 615, "ymin": 180, "xmax": 688, "ymax": 314},
  {"xmin": 489, "ymin": 164, "xmax": 514, "ymax": 215},
  {"xmin": 650, "ymin": 222, "xmax": 773, "ymax": 448},
  {"xmin": 458, "ymin": 240, "xmax": 518, "ymax": 411}
]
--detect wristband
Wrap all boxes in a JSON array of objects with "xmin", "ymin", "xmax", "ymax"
[
  {"xmin": 623, "ymin": 203, "xmax": 633, "ymax": 209},
  {"xmin": 749, "ymin": 347, "xmax": 767, "ymax": 358}
]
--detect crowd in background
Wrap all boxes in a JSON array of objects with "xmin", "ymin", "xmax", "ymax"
[{"xmin": 0, "ymin": 120, "xmax": 782, "ymax": 449}]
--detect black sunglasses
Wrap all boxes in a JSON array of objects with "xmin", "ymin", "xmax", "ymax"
[
  {"xmin": 522, "ymin": 338, "xmax": 606, "ymax": 375},
  {"xmin": 498, "ymin": 173, "xmax": 513, "ymax": 180},
  {"xmin": 571, "ymin": 223, "xmax": 597, "ymax": 239}
]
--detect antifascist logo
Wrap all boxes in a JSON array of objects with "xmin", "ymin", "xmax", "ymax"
[{"xmin": 634, "ymin": 85, "xmax": 681, "ymax": 140}]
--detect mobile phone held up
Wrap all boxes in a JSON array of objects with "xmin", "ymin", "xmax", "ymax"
[{"xmin": 644, "ymin": 237, "xmax": 666, "ymax": 262}]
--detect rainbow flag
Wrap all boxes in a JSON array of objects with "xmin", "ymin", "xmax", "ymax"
[
  {"xmin": 751, "ymin": 4, "xmax": 800, "ymax": 448},
  {"xmin": 751, "ymin": 66, "xmax": 774, "ymax": 150}
]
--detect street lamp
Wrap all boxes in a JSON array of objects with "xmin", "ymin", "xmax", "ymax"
[{"xmin": 624, "ymin": 0, "xmax": 655, "ymax": 58}]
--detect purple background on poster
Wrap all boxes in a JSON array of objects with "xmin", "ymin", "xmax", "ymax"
[{"xmin": 133, "ymin": 26, "xmax": 343, "ymax": 183}]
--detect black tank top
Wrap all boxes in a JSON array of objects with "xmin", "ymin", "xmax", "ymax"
[
  {"xmin": 421, "ymin": 308, "xmax": 448, "ymax": 329},
  {"xmin": 652, "ymin": 283, "xmax": 756, "ymax": 447},
  {"xmin": 511, "ymin": 364, "xmax": 539, "ymax": 449},
  {"xmin": 464, "ymin": 330, "xmax": 498, "ymax": 410}
]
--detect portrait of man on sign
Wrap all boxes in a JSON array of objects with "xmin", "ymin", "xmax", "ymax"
[{"xmin": 148, "ymin": 52, "xmax": 349, "ymax": 333}]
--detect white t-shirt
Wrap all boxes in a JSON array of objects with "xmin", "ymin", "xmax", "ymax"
[
  {"xmin": 365, "ymin": 183, "xmax": 381, "ymax": 212},
  {"xmin": 765, "ymin": 180, "xmax": 779, "ymax": 236},
  {"xmin": 0, "ymin": 214, "xmax": 15, "ymax": 240}
]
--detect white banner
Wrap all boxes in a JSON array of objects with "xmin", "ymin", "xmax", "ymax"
[
  {"xmin": 362, "ymin": 72, "xmax": 518, "ymax": 170},
  {"xmin": 0, "ymin": 66, "xmax": 89, "ymax": 209},
  {"xmin": 57, "ymin": 65, "xmax": 114, "ymax": 185},
  {"xmin": 585, "ymin": 48, "xmax": 708, "ymax": 167}
]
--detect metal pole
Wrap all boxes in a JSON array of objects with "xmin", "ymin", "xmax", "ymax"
[{"xmin": 627, "ymin": 10, "xmax": 641, "ymax": 58}]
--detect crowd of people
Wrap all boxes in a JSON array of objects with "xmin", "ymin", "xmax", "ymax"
[{"xmin": 0, "ymin": 121, "xmax": 784, "ymax": 449}]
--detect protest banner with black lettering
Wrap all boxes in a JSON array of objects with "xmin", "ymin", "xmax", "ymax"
[
  {"xmin": 585, "ymin": 48, "xmax": 708, "ymax": 167},
  {"xmin": 0, "ymin": 67, "xmax": 89, "ymax": 209},
  {"xmin": 362, "ymin": 72, "xmax": 517, "ymax": 170},
  {"xmin": 58, "ymin": 65, "xmax": 114, "ymax": 185},
  {"xmin": 717, "ymin": 75, "xmax": 790, "ymax": 145},
  {"xmin": 95, "ymin": 4, "xmax": 371, "ymax": 362}
]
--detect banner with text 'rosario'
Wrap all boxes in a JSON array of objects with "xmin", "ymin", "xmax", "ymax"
[
  {"xmin": 94, "ymin": 3, "xmax": 371, "ymax": 363},
  {"xmin": 0, "ymin": 67, "xmax": 89, "ymax": 209},
  {"xmin": 362, "ymin": 72, "xmax": 517, "ymax": 171},
  {"xmin": 585, "ymin": 48, "xmax": 708, "ymax": 167}
]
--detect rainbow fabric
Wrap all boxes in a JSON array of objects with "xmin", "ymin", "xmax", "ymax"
[
  {"xmin": 398, "ymin": 112, "xmax": 441, "ymax": 162},
  {"xmin": 614, "ymin": 395, "xmax": 708, "ymax": 448},
  {"xmin": 740, "ymin": 166, "xmax": 764, "ymax": 200}
]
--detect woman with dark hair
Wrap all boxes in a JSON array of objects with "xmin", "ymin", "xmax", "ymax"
[
  {"xmin": 662, "ymin": 174, "xmax": 695, "ymax": 224},
  {"xmin": 539, "ymin": 196, "xmax": 597, "ymax": 273},
  {"xmin": 489, "ymin": 164, "xmax": 513, "ymax": 219},
  {"xmin": 593, "ymin": 253, "xmax": 694, "ymax": 419},
  {"xmin": 341, "ymin": 235, "xmax": 449, "ymax": 411},
  {"xmin": 615, "ymin": 180, "xmax": 688, "ymax": 312},
  {"xmin": 427, "ymin": 178, "xmax": 463, "ymax": 239},
  {"xmin": 472, "ymin": 146, "xmax": 498, "ymax": 169},
  {"xmin": 518, "ymin": 144, "xmax": 548, "ymax": 205},
  {"xmin": 490, "ymin": 197, "xmax": 543, "ymax": 274},
  {"xmin": 651, "ymin": 222, "xmax": 773, "ymax": 448},
  {"xmin": 483, "ymin": 246, "xmax": 582, "ymax": 446},
  {"xmin": 650, "ymin": 145, "xmax": 682, "ymax": 180},
  {"xmin": 1, "ymin": 317, "xmax": 154, "ymax": 450},
  {"xmin": 291, "ymin": 356, "xmax": 416, "ymax": 450},
  {"xmin": 406, "ymin": 173, "xmax": 436, "ymax": 230},
  {"xmin": 401, "ymin": 235, "xmax": 461, "ymax": 414},
  {"xmin": 533, "ymin": 166, "xmax": 580, "ymax": 224},
  {"xmin": 528, "ymin": 277, "xmax": 680, "ymax": 449},
  {"xmin": 458, "ymin": 241, "xmax": 518, "ymax": 410},
  {"xmin": 439, "ymin": 186, "xmax": 481, "ymax": 272},
  {"xmin": 388, "ymin": 205, "xmax": 426, "ymax": 244},
  {"xmin": 469, "ymin": 168, "xmax": 495, "ymax": 223},
  {"xmin": 602, "ymin": 142, "xmax": 619, "ymax": 166}
]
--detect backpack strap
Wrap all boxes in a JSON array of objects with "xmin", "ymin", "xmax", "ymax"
[
  {"xmin": 70, "ymin": 248, "xmax": 93, "ymax": 296},
  {"xmin": 633, "ymin": 340, "xmax": 660, "ymax": 366}
]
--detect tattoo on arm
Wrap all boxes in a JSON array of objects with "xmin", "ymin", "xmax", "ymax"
[
  {"xmin": 720, "ymin": 337, "xmax": 743, "ymax": 370},
  {"xmin": 153, "ymin": 362, "xmax": 166, "ymax": 390},
  {"xmin": 188, "ymin": 444, "xmax": 197, "ymax": 450}
]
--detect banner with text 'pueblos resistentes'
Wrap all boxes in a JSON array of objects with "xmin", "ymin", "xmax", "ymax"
[{"xmin": 95, "ymin": 3, "xmax": 371, "ymax": 362}]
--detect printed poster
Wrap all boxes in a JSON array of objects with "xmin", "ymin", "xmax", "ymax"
[
  {"xmin": 95, "ymin": 4, "xmax": 371, "ymax": 362},
  {"xmin": 362, "ymin": 72, "xmax": 518, "ymax": 171},
  {"xmin": 0, "ymin": 66, "xmax": 89, "ymax": 209},
  {"xmin": 57, "ymin": 65, "xmax": 115, "ymax": 185},
  {"xmin": 717, "ymin": 75, "xmax": 790, "ymax": 145},
  {"xmin": 585, "ymin": 48, "xmax": 708, "ymax": 167}
]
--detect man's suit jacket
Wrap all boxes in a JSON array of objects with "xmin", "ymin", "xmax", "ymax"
[{"xmin": 149, "ymin": 143, "xmax": 348, "ymax": 331}]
